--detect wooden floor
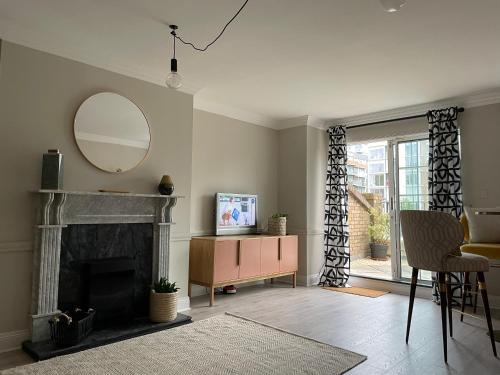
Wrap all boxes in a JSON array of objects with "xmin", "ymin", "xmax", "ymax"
[{"xmin": 1, "ymin": 284, "xmax": 499, "ymax": 374}]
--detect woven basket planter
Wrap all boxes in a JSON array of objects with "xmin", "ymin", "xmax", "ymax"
[
  {"xmin": 149, "ymin": 291, "xmax": 178, "ymax": 322},
  {"xmin": 268, "ymin": 217, "xmax": 286, "ymax": 236}
]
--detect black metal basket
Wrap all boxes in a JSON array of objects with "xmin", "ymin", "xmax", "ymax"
[{"xmin": 49, "ymin": 309, "xmax": 95, "ymax": 347}]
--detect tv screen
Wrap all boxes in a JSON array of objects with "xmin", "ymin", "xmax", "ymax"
[{"xmin": 215, "ymin": 193, "xmax": 258, "ymax": 235}]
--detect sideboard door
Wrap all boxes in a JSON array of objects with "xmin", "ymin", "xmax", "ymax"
[
  {"xmin": 213, "ymin": 240, "xmax": 239, "ymax": 283},
  {"xmin": 279, "ymin": 236, "xmax": 298, "ymax": 273},
  {"xmin": 260, "ymin": 237, "xmax": 280, "ymax": 275},
  {"xmin": 238, "ymin": 238, "xmax": 261, "ymax": 279}
]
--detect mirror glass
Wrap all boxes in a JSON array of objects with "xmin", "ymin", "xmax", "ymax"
[{"xmin": 74, "ymin": 92, "xmax": 151, "ymax": 173}]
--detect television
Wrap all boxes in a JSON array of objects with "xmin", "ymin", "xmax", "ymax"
[{"xmin": 215, "ymin": 193, "xmax": 258, "ymax": 235}]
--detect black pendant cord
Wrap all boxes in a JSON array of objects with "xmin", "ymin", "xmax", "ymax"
[
  {"xmin": 346, "ymin": 107, "xmax": 465, "ymax": 130},
  {"xmin": 171, "ymin": 0, "xmax": 249, "ymax": 52}
]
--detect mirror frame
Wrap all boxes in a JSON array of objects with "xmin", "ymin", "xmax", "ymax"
[{"xmin": 73, "ymin": 92, "xmax": 151, "ymax": 173}]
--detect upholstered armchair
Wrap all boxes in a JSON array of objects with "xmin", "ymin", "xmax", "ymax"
[{"xmin": 400, "ymin": 210, "xmax": 496, "ymax": 363}]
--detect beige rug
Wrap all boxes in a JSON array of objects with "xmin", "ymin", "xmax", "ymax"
[
  {"xmin": 2, "ymin": 314, "xmax": 366, "ymax": 375},
  {"xmin": 323, "ymin": 286, "xmax": 389, "ymax": 298}
]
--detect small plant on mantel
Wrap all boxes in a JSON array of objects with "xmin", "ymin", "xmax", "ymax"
[{"xmin": 150, "ymin": 277, "xmax": 179, "ymax": 323}]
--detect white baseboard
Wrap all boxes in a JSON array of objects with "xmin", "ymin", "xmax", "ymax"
[
  {"xmin": 0, "ymin": 329, "xmax": 29, "ymax": 354},
  {"xmin": 177, "ymin": 296, "xmax": 191, "ymax": 312},
  {"xmin": 296, "ymin": 273, "xmax": 320, "ymax": 287}
]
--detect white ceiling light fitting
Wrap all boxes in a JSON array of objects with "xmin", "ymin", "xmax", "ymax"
[
  {"xmin": 379, "ymin": 0, "xmax": 406, "ymax": 13},
  {"xmin": 165, "ymin": 0, "xmax": 250, "ymax": 90}
]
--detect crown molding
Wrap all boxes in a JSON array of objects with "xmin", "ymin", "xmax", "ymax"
[
  {"xmin": 327, "ymin": 88, "xmax": 500, "ymax": 128},
  {"xmin": 193, "ymin": 96, "xmax": 280, "ymax": 129}
]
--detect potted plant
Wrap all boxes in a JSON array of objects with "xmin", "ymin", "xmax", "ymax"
[
  {"xmin": 150, "ymin": 278, "xmax": 179, "ymax": 323},
  {"xmin": 268, "ymin": 213, "xmax": 288, "ymax": 236},
  {"xmin": 368, "ymin": 207, "xmax": 390, "ymax": 259}
]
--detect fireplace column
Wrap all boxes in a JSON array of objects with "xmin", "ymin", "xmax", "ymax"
[
  {"xmin": 31, "ymin": 192, "xmax": 67, "ymax": 342},
  {"xmin": 153, "ymin": 197, "xmax": 177, "ymax": 282}
]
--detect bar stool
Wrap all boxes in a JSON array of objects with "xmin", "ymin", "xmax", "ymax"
[{"xmin": 400, "ymin": 210, "xmax": 497, "ymax": 363}]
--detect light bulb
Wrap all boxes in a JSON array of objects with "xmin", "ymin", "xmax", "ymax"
[
  {"xmin": 379, "ymin": 0, "xmax": 406, "ymax": 12},
  {"xmin": 166, "ymin": 58, "xmax": 182, "ymax": 89},
  {"xmin": 166, "ymin": 72, "xmax": 182, "ymax": 89}
]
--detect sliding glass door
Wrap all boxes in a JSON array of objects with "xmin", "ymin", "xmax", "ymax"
[
  {"xmin": 348, "ymin": 135, "xmax": 432, "ymax": 282},
  {"xmin": 394, "ymin": 138, "xmax": 432, "ymax": 282}
]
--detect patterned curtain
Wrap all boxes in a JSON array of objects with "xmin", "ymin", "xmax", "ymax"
[
  {"xmin": 428, "ymin": 107, "xmax": 463, "ymax": 217},
  {"xmin": 319, "ymin": 126, "xmax": 350, "ymax": 287},
  {"xmin": 427, "ymin": 107, "xmax": 464, "ymax": 304}
]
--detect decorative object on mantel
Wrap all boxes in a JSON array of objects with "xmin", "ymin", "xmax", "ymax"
[
  {"xmin": 150, "ymin": 278, "xmax": 179, "ymax": 322},
  {"xmin": 74, "ymin": 92, "xmax": 151, "ymax": 173},
  {"xmin": 158, "ymin": 175, "xmax": 174, "ymax": 195},
  {"xmin": 41, "ymin": 149, "xmax": 63, "ymax": 189},
  {"xmin": 268, "ymin": 213, "xmax": 287, "ymax": 236},
  {"xmin": 48, "ymin": 308, "xmax": 95, "ymax": 348},
  {"xmin": 165, "ymin": 0, "xmax": 250, "ymax": 89}
]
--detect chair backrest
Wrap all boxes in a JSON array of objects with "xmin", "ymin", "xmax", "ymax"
[{"xmin": 400, "ymin": 210, "xmax": 464, "ymax": 271}]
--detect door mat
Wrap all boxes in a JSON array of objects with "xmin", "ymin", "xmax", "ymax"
[{"xmin": 323, "ymin": 286, "xmax": 389, "ymax": 298}]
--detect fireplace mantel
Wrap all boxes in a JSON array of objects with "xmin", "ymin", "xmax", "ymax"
[{"xmin": 30, "ymin": 189, "xmax": 183, "ymax": 342}]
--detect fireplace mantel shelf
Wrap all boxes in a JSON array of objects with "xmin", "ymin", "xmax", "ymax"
[{"xmin": 35, "ymin": 189, "xmax": 185, "ymax": 199}]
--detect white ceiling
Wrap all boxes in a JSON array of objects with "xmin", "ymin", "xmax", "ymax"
[{"xmin": 1, "ymin": 0, "xmax": 500, "ymax": 126}]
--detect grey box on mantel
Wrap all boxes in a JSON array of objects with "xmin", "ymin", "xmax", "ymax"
[{"xmin": 41, "ymin": 149, "xmax": 63, "ymax": 189}]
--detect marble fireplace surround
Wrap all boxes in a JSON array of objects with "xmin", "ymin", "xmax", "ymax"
[{"xmin": 31, "ymin": 190, "xmax": 182, "ymax": 342}]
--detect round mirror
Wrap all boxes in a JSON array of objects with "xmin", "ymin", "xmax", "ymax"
[{"xmin": 74, "ymin": 92, "xmax": 151, "ymax": 173}]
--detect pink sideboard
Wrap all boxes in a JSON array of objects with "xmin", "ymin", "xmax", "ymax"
[{"xmin": 189, "ymin": 235, "xmax": 298, "ymax": 306}]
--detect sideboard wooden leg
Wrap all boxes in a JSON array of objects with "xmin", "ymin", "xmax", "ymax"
[
  {"xmin": 270, "ymin": 278, "xmax": 274, "ymax": 284},
  {"xmin": 292, "ymin": 272, "xmax": 297, "ymax": 288},
  {"xmin": 209, "ymin": 286, "xmax": 215, "ymax": 306},
  {"xmin": 188, "ymin": 282, "xmax": 192, "ymax": 298}
]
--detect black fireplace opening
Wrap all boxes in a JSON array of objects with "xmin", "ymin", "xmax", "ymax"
[
  {"xmin": 82, "ymin": 257, "xmax": 135, "ymax": 327},
  {"xmin": 58, "ymin": 224, "xmax": 154, "ymax": 326}
]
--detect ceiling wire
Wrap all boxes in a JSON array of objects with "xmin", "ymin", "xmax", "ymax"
[{"xmin": 171, "ymin": 0, "xmax": 250, "ymax": 52}]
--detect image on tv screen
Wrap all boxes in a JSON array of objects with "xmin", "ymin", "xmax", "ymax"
[{"xmin": 218, "ymin": 195, "xmax": 256, "ymax": 227}]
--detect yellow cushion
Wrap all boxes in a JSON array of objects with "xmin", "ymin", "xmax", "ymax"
[
  {"xmin": 460, "ymin": 214, "xmax": 470, "ymax": 242},
  {"xmin": 460, "ymin": 243, "xmax": 500, "ymax": 260}
]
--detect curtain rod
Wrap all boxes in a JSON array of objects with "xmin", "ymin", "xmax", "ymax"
[{"xmin": 346, "ymin": 107, "xmax": 465, "ymax": 130}]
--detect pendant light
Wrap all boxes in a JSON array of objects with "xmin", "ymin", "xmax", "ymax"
[
  {"xmin": 165, "ymin": 0, "xmax": 249, "ymax": 89},
  {"xmin": 379, "ymin": 0, "xmax": 406, "ymax": 12},
  {"xmin": 165, "ymin": 25, "xmax": 182, "ymax": 89}
]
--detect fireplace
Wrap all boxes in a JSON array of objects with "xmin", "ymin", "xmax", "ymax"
[
  {"xmin": 24, "ymin": 190, "xmax": 192, "ymax": 360},
  {"xmin": 58, "ymin": 224, "xmax": 153, "ymax": 326},
  {"xmin": 29, "ymin": 190, "xmax": 185, "ymax": 343}
]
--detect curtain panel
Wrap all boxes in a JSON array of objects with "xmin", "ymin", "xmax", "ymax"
[
  {"xmin": 319, "ymin": 126, "xmax": 350, "ymax": 287},
  {"xmin": 427, "ymin": 107, "xmax": 464, "ymax": 304}
]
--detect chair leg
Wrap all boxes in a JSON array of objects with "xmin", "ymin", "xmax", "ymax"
[
  {"xmin": 446, "ymin": 273, "xmax": 453, "ymax": 338},
  {"xmin": 438, "ymin": 272, "xmax": 448, "ymax": 363},
  {"xmin": 406, "ymin": 267, "xmax": 418, "ymax": 344},
  {"xmin": 473, "ymin": 273, "xmax": 479, "ymax": 314},
  {"xmin": 477, "ymin": 272, "xmax": 497, "ymax": 357},
  {"xmin": 460, "ymin": 272, "xmax": 470, "ymax": 322}
]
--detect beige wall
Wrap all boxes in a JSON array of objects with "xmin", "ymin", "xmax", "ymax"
[
  {"xmin": 0, "ymin": 41, "xmax": 193, "ymax": 335},
  {"xmin": 459, "ymin": 103, "xmax": 500, "ymax": 297},
  {"xmin": 306, "ymin": 126, "xmax": 327, "ymax": 282},
  {"xmin": 190, "ymin": 110, "xmax": 279, "ymax": 236},
  {"xmin": 277, "ymin": 126, "xmax": 308, "ymax": 281}
]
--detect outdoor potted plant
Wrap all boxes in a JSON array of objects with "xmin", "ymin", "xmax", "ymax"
[
  {"xmin": 150, "ymin": 277, "xmax": 179, "ymax": 323},
  {"xmin": 368, "ymin": 207, "xmax": 390, "ymax": 259},
  {"xmin": 268, "ymin": 213, "xmax": 288, "ymax": 236}
]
